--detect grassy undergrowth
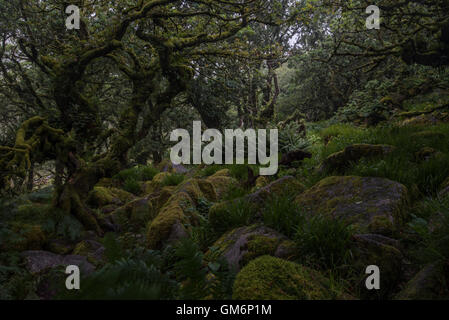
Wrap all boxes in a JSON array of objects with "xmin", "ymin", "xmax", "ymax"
[
  {"xmin": 298, "ymin": 123, "xmax": 449, "ymax": 198},
  {"xmin": 407, "ymin": 196, "xmax": 449, "ymax": 265},
  {"xmin": 57, "ymin": 238, "xmax": 236, "ymax": 300}
]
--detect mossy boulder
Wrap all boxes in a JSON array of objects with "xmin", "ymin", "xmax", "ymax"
[
  {"xmin": 415, "ymin": 147, "xmax": 445, "ymax": 162},
  {"xmin": 247, "ymin": 176, "xmax": 305, "ymax": 203},
  {"xmin": 21, "ymin": 250, "xmax": 95, "ymax": 275},
  {"xmin": 210, "ymin": 169, "xmax": 230, "ymax": 177},
  {"xmin": 107, "ymin": 188, "xmax": 136, "ymax": 204},
  {"xmin": 147, "ymin": 186, "xmax": 176, "ymax": 212},
  {"xmin": 100, "ymin": 204, "xmax": 118, "ymax": 215},
  {"xmin": 395, "ymin": 263, "xmax": 449, "ymax": 300},
  {"xmin": 143, "ymin": 172, "xmax": 171, "ymax": 195},
  {"xmin": 156, "ymin": 159, "xmax": 173, "ymax": 172},
  {"xmin": 146, "ymin": 191, "xmax": 195, "ymax": 249},
  {"xmin": 2, "ymin": 223, "xmax": 47, "ymax": 251},
  {"xmin": 22, "ymin": 224, "xmax": 47, "ymax": 250},
  {"xmin": 232, "ymin": 256, "xmax": 341, "ymax": 300},
  {"xmin": 205, "ymin": 169, "xmax": 237, "ymax": 198},
  {"xmin": 32, "ymin": 265, "xmax": 67, "ymax": 300},
  {"xmin": 321, "ymin": 144, "xmax": 395, "ymax": 172},
  {"xmin": 205, "ymin": 225, "xmax": 295, "ymax": 271},
  {"xmin": 72, "ymin": 240, "xmax": 105, "ymax": 266},
  {"xmin": 208, "ymin": 201, "xmax": 243, "ymax": 232},
  {"xmin": 21, "ymin": 251, "xmax": 95, "ymax": 299},
  {"xmin": 46, "ymin": 239, "xmax": 75, "ymax": 255},
  {"xmin": 295, "ymin": 176, "xmax": 409, "ymax": 235},
  {"xmin": 178, "ymin": 178, "xmax": 218, "ymax": 203},
  {"xmin": 152, "ymin": 172, "xmax": 171, "ymax": 184},
  {"xmin": 209, "ymin": 176, "xmax": 304, "ymax": 229},
  {"xmin": 87, "ymin": 186, "xmax": 135, "ymax": 208},
  {"xmin": 410, "ymin": 130, "xmax": 446, "ymax": 140},
  {"xmin": 400, "ymin": 114, "xmax": 440, "ymax": 127},
  {"xmin": 95, "ymin": 178, "xmax": 121, "ymax": 188},
  {"xmin": 111, "ymin": 198, "xmax": 154, "ymax": 231},
  {"xmin": 156, "ymin": 159, "xmax": 189, "ymax": 174},
  {"xmin": 146, "ymin": 174, "xmax": 240, "ymax": 249},
  {"xmin": 352, "ymin": 234, "xmax": 403, "ymax": 299},
  {"xmin": 275, "ymin": 240, "xmax": 298, "ymax": 260},
  {"xmin": 253, "ymin": 176, "xmax": 270, "ymax": 191}
]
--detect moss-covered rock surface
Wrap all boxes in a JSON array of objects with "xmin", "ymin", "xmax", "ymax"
[
  {"xmin": 295, "ymin": 176, "xmax": 409, "ymax": 235},
  {"xmin": 232, "ymin": 256, "xmax": 342, "ymax": 300}
]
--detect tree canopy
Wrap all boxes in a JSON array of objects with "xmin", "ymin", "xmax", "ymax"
[{"xmin": 1, "ymin": 0, "xmax": 449, "ymax": 233}]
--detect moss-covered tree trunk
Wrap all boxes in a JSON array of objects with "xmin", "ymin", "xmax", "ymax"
[
  {"xmin": 26, "ymin": 161, "xmax": 34, "ymax": 192},
  {"xmin": 0, "ymin": 0, "xmax": 259, "ymax": 235},
  {"xmin": 53, "ymin": 154, "xmax": 122, "ymax": 236}
]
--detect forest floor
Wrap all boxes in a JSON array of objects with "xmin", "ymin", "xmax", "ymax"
[{"xmin": 2, "ymin": 95, "xmax": 449, "ymax": 300}]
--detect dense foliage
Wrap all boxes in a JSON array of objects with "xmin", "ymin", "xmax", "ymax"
[{"xmin": 1, "ymin": 0, "xmax": 449, "ymax": 301}]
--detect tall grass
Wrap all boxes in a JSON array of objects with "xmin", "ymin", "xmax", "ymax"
[
  {"xmin": 408, "ymin": 196, "xmax": 449, "ymax": 265},
  {"xmin": 123, "ymin": 177, "xmax": 141, "ymax": 195},
  {"xmin": 307, "ymin": 123, "xmax": 449, "ymax": 198},
  {"xmin": 222, "ymin": 185, "xmax": 249, "ymax": 201},
  {"xmin": 114, "ymin": 165, "xmax": 159, "ymax": 182},
  {"xmin": 294, "ymin": 215, "xmax": 354, "ymax": 270},
  {"xmin": 262, "ymin": 193, "xmax": 354, "ymax": 272},
  {"xmin": 161, "ymin": 173, "xmax": 185, "ymax": 186},
  {"xmin": 210, "ymin": 199, "xmax": 256, "ymax": 234},
  {"xmin": 262, "ymin": 194, "xmax": 304, "ymax": 238}
]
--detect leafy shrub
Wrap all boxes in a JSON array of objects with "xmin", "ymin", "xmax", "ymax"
[
  {"xmin": 52, "ymin": 213, "xmax": 84, "ymax": 241},
  {"xmin": 222, "ymin": 185, "xmax": 249, "ymax": 201},
  {"xmin": 140, "ymin": 166, "xmax": 160, "ymax": 181},
  {"xmin": 123, "ymin": 177, "xmax": 141, "ymax": 195},
  {"xmin": 102, "ymin": 232, "xmax": 125, "ymax": 263},
  {"xmin": 25, "ymin": 186, "xmax": 54, "ymax": 203},
  {"xmin": 172, "ymin": 238, "xmax": 236, "ymax": 299},
  {"xmin": 333, "ymin": 79, "xmax": 395, "ymax": 124},
  {"xmin": 114, "ymin": 165, "xmax": 158, "ymax": 182},
  {"xmin": 190, "ymin": 198, "xmax": 218, "ymax": 251},
  {"xmin": 279, "ymin": 122, "xmax": 310, "ymax": 153},
  {"xmin": 35, "ymin": 207, "xmax": 84, "ymax": 241},
  {"xmin": 190, "ymin": 216, "xmax": 218, "ymax": 252},
  {"xmin": 196, "ymin": 198, "xmax": 212, "ymax": 216},
  {"xmin": 0, "ymin": 251, "xmax": 35, "ymax": 300},
  {"xmin": 172, "ymin": 238, "xmax": 208, "ymax": 299},
  {"xmin": 207, "ymin": 256, "xmax": 237, "ymax": 300},
  {"xmin": 161, "ymin": 173, "xmax": 185, "ymax": 186}
]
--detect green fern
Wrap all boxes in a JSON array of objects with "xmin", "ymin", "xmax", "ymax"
[
  {"xmin": 279, "ymin": 122, "xmax": 310, "ymax": 153},
  {"xmin": 60, "ymin": 258, "xmax": 178, "ymax": 300},
  {"xmin": 173, "ymin": 238, "xmax": 208, "ymax": 299},
  {"xmin": 102, "ymin": 232, "xmax": 125, "ymax": 263}
]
